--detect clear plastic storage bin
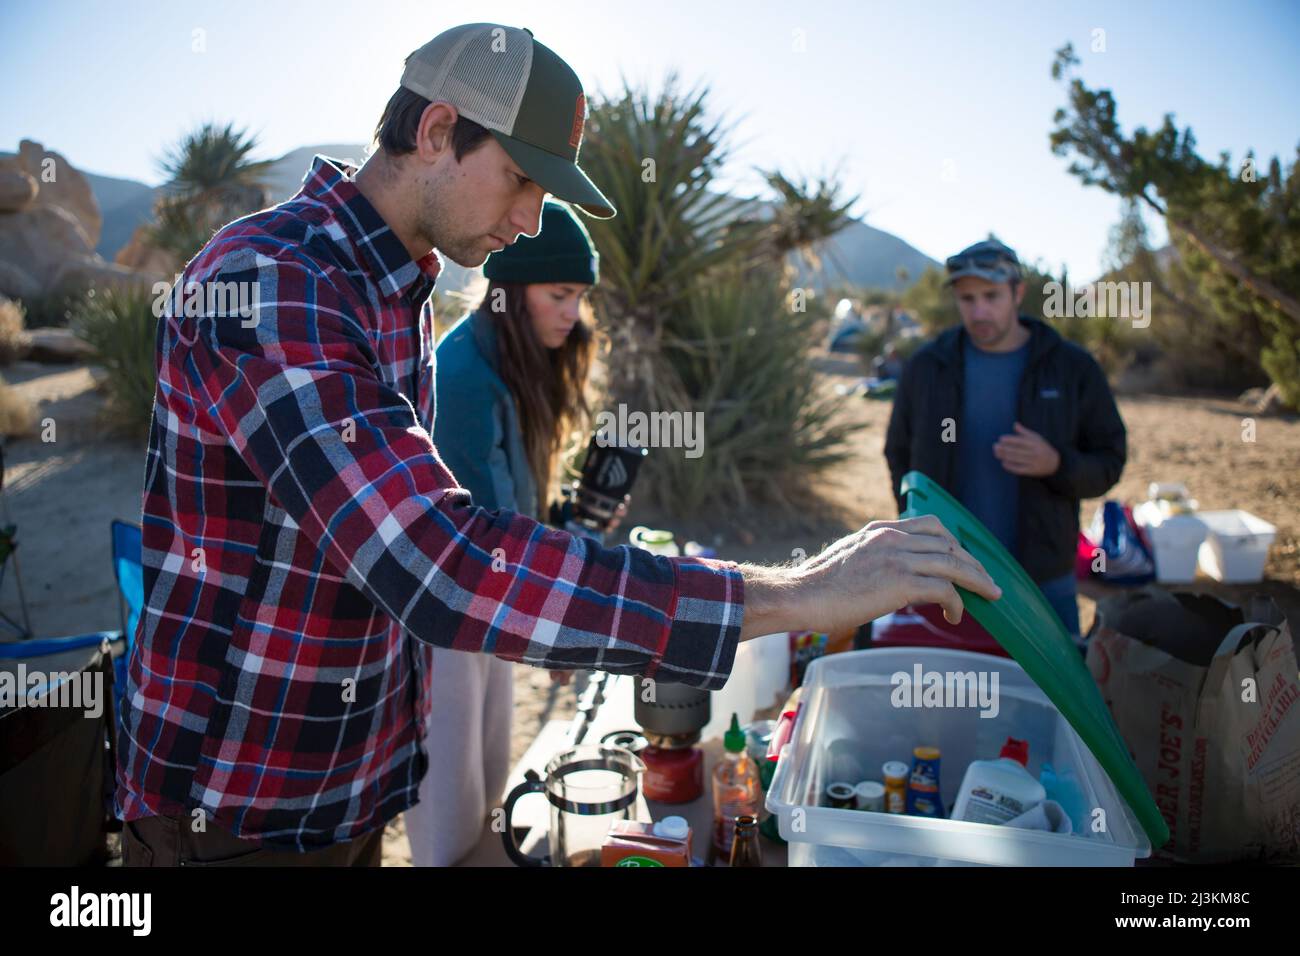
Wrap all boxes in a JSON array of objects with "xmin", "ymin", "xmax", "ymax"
[{"xmin": 767, "ymin": 648, "xmax": 1152, "ymax": 866}]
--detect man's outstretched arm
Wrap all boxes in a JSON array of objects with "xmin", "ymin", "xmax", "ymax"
[{"xmin": 180, "ymin": 257, "xmax": 998, "ymax": 691}]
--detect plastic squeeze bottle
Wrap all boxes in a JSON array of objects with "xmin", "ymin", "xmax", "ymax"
[
  {"xmin": 712, "ymin": 714, "xmax": 762, "ymax": 860},
  {"xmin": 950, "ymin": 737, "xmax": 1046, "ymax": 825}
]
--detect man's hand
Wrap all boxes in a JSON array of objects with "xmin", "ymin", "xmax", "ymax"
[
  {"xmin": 993, "ymin": 422, "xmax": 1061, "ymax": 477},
  {"xmin": 738, "ymin": 515, "xmax": 1002, "ymax": 640}
]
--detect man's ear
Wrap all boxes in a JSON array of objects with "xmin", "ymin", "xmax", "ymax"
[
  {"xmin": 1012, "ymin": 281, "xmax": 1027, "ymax": 307},
  {"xmin": 415, "ymin": 102, "xmax": 459, "ymax": 162}
]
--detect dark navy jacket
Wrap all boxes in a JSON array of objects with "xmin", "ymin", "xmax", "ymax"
[{"xmin": 884, "ymin": 317, "xmax": 1127, "ymax": 582}]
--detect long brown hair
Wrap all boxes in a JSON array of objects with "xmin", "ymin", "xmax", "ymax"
[{"xmin": 479, "ymin": 281, "xmax": 595, "ymax": 514}]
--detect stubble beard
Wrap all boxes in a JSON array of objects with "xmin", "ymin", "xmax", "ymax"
[{"xmin": 419, "ymin": 172, "xmax": 489, "ymax": 269}]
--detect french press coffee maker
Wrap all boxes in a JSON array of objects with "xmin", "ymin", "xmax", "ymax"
[{"xmin": 500, "ymin": 744, "xmax": 645, "ymax": 867}]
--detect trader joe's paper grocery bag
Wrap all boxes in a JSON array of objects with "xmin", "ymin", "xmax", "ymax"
[{"xmin": 1087, "ymin": 589, "xmax": 1300, "ymax": 863}]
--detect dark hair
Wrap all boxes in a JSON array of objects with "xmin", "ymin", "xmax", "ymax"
[
  {"xmin": 477, "ymin": 282, "xmax": 595, "ymax": 512},
  {"xmin": 372, "ymin": 85, "xmax": 492, "ymax": 159}
]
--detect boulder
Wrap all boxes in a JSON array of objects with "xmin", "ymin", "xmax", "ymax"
[
  {"xmin": 0, "ymin": 260, "xmax": 43, "ymax": 302},
  {"xmin": 0, "ymin": 166, "xmax": 37, "ymax": 213},
  {"xmin": 0, "ymin": 203, "xmax": 164, "ymax": 302},
  {"xmin": 54, "ymin": 258, "xmax": 164, "ymax": 298},
  {"xmin": 15, "ymin": 139, "xmax": 102, "ymax": 248},
  {"xmin": 0, "ymin": 140, "xmax": 170, "ymax": 305},
  {"xmin": 115, "ymin": 222, "xmax": 182, "ymax": 275},
  {"xmin": 0, "ymin": 204, "xmax": 96, "ymax": 294},
  {"xmin": 24, "ymin": 327, "xmax": 95, "ymax": 364}
]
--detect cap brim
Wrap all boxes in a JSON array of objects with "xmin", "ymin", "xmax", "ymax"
[
  {"xmin": 490, "ymin": 131, "xmax": 616, "ymax": 219},
  {"xmin": 945, "ymin": 268, "xmax": 1016, "ymax": 287}
]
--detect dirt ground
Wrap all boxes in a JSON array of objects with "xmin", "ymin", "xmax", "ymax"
[{"xmin": 3, "ymin": 350, "xmax": 1298, "ymax": 865}]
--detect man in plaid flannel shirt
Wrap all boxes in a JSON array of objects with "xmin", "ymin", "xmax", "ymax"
[{"xmin": 117, "ymin": 23, "xmax": 999, "ymax": 866}]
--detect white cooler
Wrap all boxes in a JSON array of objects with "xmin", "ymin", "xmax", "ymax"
[{"xmin": 1196, "ymin": 509, "xmax": 1277, "ymax": 583}]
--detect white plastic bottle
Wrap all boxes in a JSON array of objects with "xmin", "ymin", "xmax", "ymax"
[{"xmin": 950, "ymin": 738, "xmax": 1046, "ymax": 825}]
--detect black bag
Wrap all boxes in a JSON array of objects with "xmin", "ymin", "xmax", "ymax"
[{"xmin": 0, "ymin": 638, "xmax": 119, "ymax": 865}]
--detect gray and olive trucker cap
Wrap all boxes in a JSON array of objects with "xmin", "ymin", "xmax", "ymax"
[
  {"xmin": 400, "ymin": 23, "xmax": 615, "ymax": 219},
  {"xmin": 945, "ymin": 238, "xmax": 1022, "ymax": 285}
]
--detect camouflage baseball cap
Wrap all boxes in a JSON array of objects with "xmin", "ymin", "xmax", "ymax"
[{"xmin": 945, "ymin": 238, "xmax": 1022, "ymax": 286}]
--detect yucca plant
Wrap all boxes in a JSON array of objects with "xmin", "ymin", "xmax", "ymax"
[
  {"xmin": 157, "ymin": 121, "xmax": 275, "ymax": 198},
  {"xmin": 147, "ymin": 122, "xmax": 274, "ymax": 266},
  {"xmin": 146, "ymin": 193, "xmax": 224, "ymax": 270},
  {"xmin": 579, "ymin": 77, "xmax": 857, "ymax": 525},
  {"xmin": 653, "ymin": 267, "xmax": 854, "ymax": 517},
  {"xmin": 748, "ymin": 169, "xmax": 858, "ymax": 277},
  {"xmin": 580, "ymin": 77, "xmax": 769, "ymax": 413},
  {"xmin": 71, "ymin": 287, "xmax": 159, "ymax": 439}
]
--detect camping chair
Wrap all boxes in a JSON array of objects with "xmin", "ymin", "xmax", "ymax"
[
  {"xmin": 110, "ymin": 519, "xmax": 143, "ymax": 667},
  {"xmin": 0, "ymin": 520, "xmax": 143, "ymax": 859},
  {"xmin": 0, "ymin": 519, "xmax": 141, "ymax": 748}
]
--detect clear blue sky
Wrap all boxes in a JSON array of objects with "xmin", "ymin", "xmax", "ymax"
[{"xmin": 2, "ymin": 0, "xmax": 1296, "ymax": 280}]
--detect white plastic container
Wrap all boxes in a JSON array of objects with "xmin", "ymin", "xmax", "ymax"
[
  {"xmin": 766, "ymin": 649, "xmax": 1151, "ymax": 867},
  {"xmin": 1196, "ymin": 510, "xmax": 1276, "ymax": 583},
  {"xmin": 750, "ymin": 631, "xmax": 791, "ymax": 712},
  {"xmin": 702, "ymin": 632, "xmax": 791, "ymax": 739},
  {"xmin": 1131, "ymin": 501, "xmax": 1207, "ymax": 583},
  {"xmin": 702, "ymin": 640, "xmax": 756, "ymax": 740},
  {"xmin": 950, "ymin": 738, "xmax": 1046, "ymax": 824}
]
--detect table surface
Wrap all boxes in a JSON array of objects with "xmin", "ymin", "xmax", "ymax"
[{"xmin": 458, "ymin": 673, "xmax": 788, "ymax": 867}]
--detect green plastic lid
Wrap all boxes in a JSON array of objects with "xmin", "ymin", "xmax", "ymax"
[
  {"xmin": 724, "ymin": 714, "xmax": 746, "ymax": 753},
  {"xmin": 900, "ymin": 470, "xmax": 1169, "ymax": 849}
]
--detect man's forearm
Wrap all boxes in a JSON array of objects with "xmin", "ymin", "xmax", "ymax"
[{"xmin": 736, "ymin": 563, "xmax": 808, "ymax": 641}]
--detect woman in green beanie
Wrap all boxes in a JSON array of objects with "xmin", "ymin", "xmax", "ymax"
[{"xmin": 405, "ymin": 200, "xmax": 603, "ymax": 866}]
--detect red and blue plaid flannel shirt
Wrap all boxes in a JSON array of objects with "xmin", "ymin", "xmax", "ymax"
[{"xmin": 115, "ymin": 156, "xmax": 744, "ymax": 849}]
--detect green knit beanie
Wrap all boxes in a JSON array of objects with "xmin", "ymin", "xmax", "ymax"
[{"xmin": 483, "ymin": 200, "xmax": 599, "ymax": 285}]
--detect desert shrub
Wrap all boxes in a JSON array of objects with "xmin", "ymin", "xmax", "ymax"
[
  {"xmin": 0, "ymin": 373, "xmax": 36, "ymax": 438},
  {"xmin": 0, "ymin": 298, "xmax": 31, "ymax": 366},
  {"xmin": 70, "ymin": 287, "xmax": 158, "ymax": 438}
]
